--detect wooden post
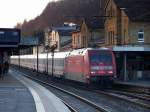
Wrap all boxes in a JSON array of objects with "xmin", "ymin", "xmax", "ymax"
[
  {"xmin": 124, "ymin": 53, "xmax": 127, "ymax": 81},
  {"xmin": 46, "ymin": 50, "xmax": 48, "ymax": 74},
  {"xmin": 51, "ymin": 51, "xmax": 54, "ymax": 77}
]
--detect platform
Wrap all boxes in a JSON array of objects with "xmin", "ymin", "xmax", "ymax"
[
  {"xmin": 0, "ymin": 73, "xmax": 36, "ymax": 112},
  {"xmin": 114, "ymin": 80, "xmax": 150, "ymax": 88},
  {"xmin": 9, "ymin": 69, "xmax": 71, "ymax": 112},
  {"xmin": 114, "ymin": 80, "xmax": 150, "ymax": 94}
]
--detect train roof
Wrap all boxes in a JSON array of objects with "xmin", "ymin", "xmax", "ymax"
[
  {"xmin": 11, "ymin": 54, "xmax": 37, "ymax": 59},
  {"xmin": 11, "ymin": 48, "xmax": 112, "ymax": 59},
  {"xmin": 11, "ymin": 51, "xmax": 69, "ymax": 59},
  {"xmin": 42, "ymin": 51, "xmax": 69, "ymax": 59},
  {"xmin": 66, "ymin": 48, "xmax": 111, "ymax": 56}
]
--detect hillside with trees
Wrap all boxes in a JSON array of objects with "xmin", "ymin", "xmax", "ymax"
[{"xmin": 16, "ymin": 0, "xmax": 101, "ymax": 37}]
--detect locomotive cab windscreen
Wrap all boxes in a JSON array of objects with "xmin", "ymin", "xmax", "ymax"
[{"xmin": 89, "ymin": 50, "xmax": 115, "ymax": 76}]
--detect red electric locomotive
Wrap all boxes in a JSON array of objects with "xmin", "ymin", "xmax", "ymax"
[{"xmin": 64, "ymin": 48, "xmax": 116, "ymax": 84}]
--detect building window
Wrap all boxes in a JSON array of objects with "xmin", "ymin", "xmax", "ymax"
[
  {"xmin": 124, "ymin": 30, "xmax": 126, "ymax": 44},
  {"xmin": 74, "ymin": 36, "xmax": 76, "ymax": 44},
  {"xmin": 78, "ymin": 35, "xmax": 80, "ymax": 44},
  {"xmin": 74, "ymin": 36, "xmax": 76, "ymax": 45},
  {"xmin": 83, "ymin": 36, "xmax": 86, "ymax": 47},
  {"xmin": 72, "ymin": 36, "xmax": 74, "ymax": 45},
  {"xmin": 107, "ymin": 10, "xmax": 111, "ymax": 18},
  {"xmin": 108, "ymin": 32, "xmax": 111, "ymax": 44},
  {"xmin": 112, "ymin": 31, "xmax": 114, "ymax": 44},
  {"xmin": 108, "ymin": 31, "xmax": 114, "ymax": 45},
  {"xmin": 138, "ymin": 30, "xmax": 144, "ymax": 43}
]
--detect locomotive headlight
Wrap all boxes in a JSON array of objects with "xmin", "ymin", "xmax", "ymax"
[
  {"xmin": 108, "ymin": 71, "xmax": 113, "ymax": 74},
  {"xmin": 91, "ymin": 71, "xmax": 96, "ymax": 74}
]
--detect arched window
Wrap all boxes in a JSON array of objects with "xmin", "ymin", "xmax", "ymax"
[{"xmin": 138, "ymin": 29, "xmax": 144, "ymax": 43}]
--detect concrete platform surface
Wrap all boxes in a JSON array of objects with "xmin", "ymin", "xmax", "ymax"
[
  {"xmin": 10, "ymin": 69, "xmax": 71, "ymax": 112},
  {"xmin": 115, "ymin": 80, "xmax": 150, "ymax": 88},
  {"xmin": 0, "ymin": 73, "xmax": 36, "ymax": 112}
]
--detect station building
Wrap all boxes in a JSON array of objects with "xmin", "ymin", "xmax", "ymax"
[
  {"xmin": 113, "ymin": 46, "xmax": 150, "ymax": 81},
  {"xmin": 104, "ymin": 0, "xmax": 150, "ymax": 81}
]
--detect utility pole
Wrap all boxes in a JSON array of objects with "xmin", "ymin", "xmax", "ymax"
[
  {"xmin": 44, "ymin": 28, "xmax": 50, "ymax": 75},
  {"xmin": 51, "ymin": 51, "xmax": 54, "ymax": 77},
  {"xmin": 47, "ymin": 50, "xmax": 48, "ymax": 74},
  {"xmin": 45, "ymin": 45, "xmax": 50, "ymax": 75},
  {"xmin": 50, "ymin": 44, "xmax": 57, "ymax": 77},
  {"xmin": 36, "ymin": 44, "xmax": 39, "ymax": 73}
]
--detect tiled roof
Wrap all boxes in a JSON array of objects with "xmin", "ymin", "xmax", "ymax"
[
  {"xmin": 67, "ymin": 17, "xmax": 104, "ymax": 29},
  {"xmin": 114, "ymin": 0, "xmax": 150, "ymax": 22},
  {"xmin": 71, "ymin": 18, "xmax": 104, "ymax": 33},
  {"xmin": 52, "ymin": 25, "xmax": 77, "ymax": 36},
  {"xmin": 86, "ymin": 18, "xmax": 104, "ymax": 29},
  {"xmin": 57, "ymin": 29, "xmax": 75, "ymax": 36}
]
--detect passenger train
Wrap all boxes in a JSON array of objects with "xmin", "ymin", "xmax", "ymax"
[{"xmin": 11, "ymin": 48, "xmax": 116, "ymax": 84}]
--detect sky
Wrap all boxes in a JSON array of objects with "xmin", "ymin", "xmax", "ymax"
[{"xmin": 0, "ymin": 0, "xmax": 58, "ymax": 28}]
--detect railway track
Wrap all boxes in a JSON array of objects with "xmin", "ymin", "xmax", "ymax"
[
  {"xmin": 95, "ymin": 90, "xmax": 150, "ymax": 110},
  {"xmin": 113, "ymin": 88, "xmax": 150, "ymax": 96},
  {"xmin": 11, "ymin": 67, "xmax": 150, "ymax": 112},
  {"xmin": 12, "ymin": 69, "xmax": 109, "ymax": 112},
  {"xmin": 62, "ymin": 101, "xmax": 78, "ymax": 112},
  {"xmin": 104, "ymin": 89, "xmax": 150, "ymax": 101},
  {"xmin": 113, "ymin": 84, "xmax": 150, "ymax": 95}
]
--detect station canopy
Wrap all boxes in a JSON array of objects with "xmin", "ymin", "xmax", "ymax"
[
  {"xmin": 0, "ymin": 28, "xmax": 20, "ymax": 48},
  {"xmin": 113, "ymin": 46, "xmax": 150, "ymax": 52}
]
